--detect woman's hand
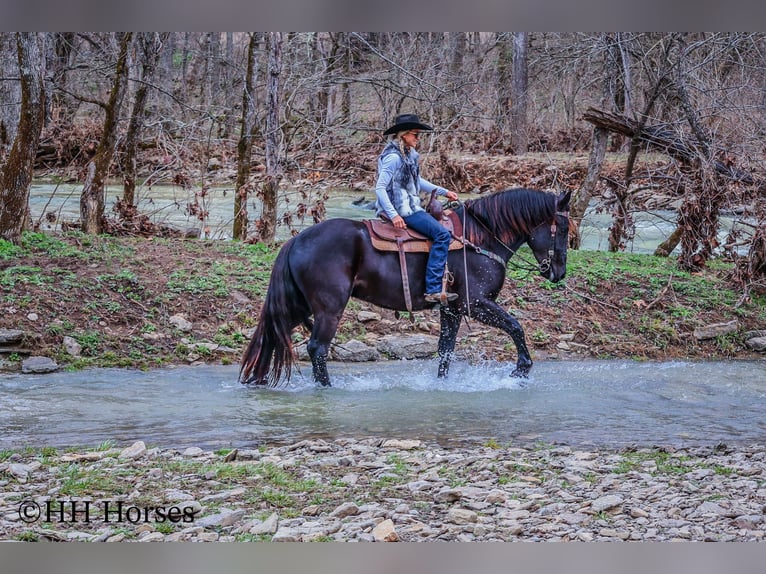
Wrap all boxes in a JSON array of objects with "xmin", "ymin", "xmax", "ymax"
[
  {"xmin": 445, "ymin": 190, "xmax": 458, "ymax": 201},
  {"xmin": 392, "ymin": 215, "xmax": 407, "ymax": 229}
]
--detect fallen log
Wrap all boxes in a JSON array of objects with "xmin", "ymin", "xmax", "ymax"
[{"xmin": 582, "ymin": 107, "xmax": 754, "ymax": 184}]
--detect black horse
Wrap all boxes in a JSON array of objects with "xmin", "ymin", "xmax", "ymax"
[{"xmin": 240, "ymin": 187, "xmax": 571, "ymax": 387}]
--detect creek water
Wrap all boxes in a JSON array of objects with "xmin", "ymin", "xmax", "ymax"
[
  {"xmin": 28, "ymin": 182, "xmax": 749, "ymax": 253},
  {"xmin": 2, "ymin": 359, "xmax": 764, "ymax": 450}
]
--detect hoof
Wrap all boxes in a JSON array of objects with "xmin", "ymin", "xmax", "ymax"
[{"xmin": 511, "ymin": 366, "xmax": 531, "ymax": 378}]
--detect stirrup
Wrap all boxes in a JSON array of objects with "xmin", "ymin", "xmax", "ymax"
[{"xmin": 424, "ymin": 291, "xmax": 458, "ymax": 304}]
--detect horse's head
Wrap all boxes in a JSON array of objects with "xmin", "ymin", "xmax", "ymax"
[{"xmin": 527, "ymin": 190, "xmax": 571, "ymax": 282}]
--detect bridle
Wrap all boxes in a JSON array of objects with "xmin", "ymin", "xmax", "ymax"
[{"xmin": 537, "ymin": 210, "xmax": 569, "ymax": 275}]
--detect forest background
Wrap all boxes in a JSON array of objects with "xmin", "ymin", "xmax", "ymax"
[{"xmin": 1, "ymin": 32, "xmax": 765, "ymax": 293}]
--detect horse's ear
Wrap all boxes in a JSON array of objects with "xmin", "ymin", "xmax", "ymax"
[{"xmin": 557, "ymin": 190, "xmax": 572, "ymax": 211}]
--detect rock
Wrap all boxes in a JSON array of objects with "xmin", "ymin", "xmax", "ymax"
[
  {"xmin": 373, "ymin": 519, "xmax": 399, "ymax": 542},
  {"xmin": 381, "ymin": 439, "xmax": 421, "ymax": 450},
  {"xmin": 249, "ymin": 513, "xmax": 279, "ymax": 535},
  {"xmin": 169, "ymin": 314, "xmax": 193, "ymax": 332},
  {"xmin": 119, "ymin": 441, "xmax": 147, "ymax": 460},
  {"xmin": 332, "ymin": 339, "xmax": 380, "ymax": 362},
  {"xmin": 447, "ymin": 507, "xmax": 478, "ymax": 524},
  {"xmin": 376, "ymin": 334, "xmax": 439, "ymax": 359},
  {"xmin": 745, "ymin": 337, "xmax": 766, "ymax": 352},
  {"xmin": 197, "ymin": 509, "xmax": 245, "ymax": 528},
  {"xmin": 8, "ymin": 463, "xmax": 30, "ymax": 482},
  {"xmin": 62, "ymin": 336, "xmax": 82, "ymax": 357},
  {"xmin": 139, "ymin": 532, "xmax": 166, "ymax": 542},
  {"xmin": 330, "ymin": 502, "xmax": 360, "ymax": 518},
  {"xmin": 271, "ymin": 528, "xmax": 300, "ymax": 542},
  {"xmin": 183, "ymin": 447, "xmax": 204, "ymax": 457},
  {"xmin": 26, "ymin": 312, "xmax": 39, "ymax": 322},
  {"xmin": 357, "ymin": 311, "xmax": 381, "ymax": 322},
  {"xmin": 591, "ymin": 494, "xmax": 624, "ymax": 513},
  {"xmin": 0, "ymin": 329, "xmax": 24, "ymax": 344},
  {"xmin": 693, "ymin": 320, "xmax": 738, "ymax": 340},
  {"xmin": 21, "ymin": 356, "xmax": 59, "ymax": 374}
]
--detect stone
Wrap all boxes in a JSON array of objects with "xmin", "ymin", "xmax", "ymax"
[
  {"xmin": 271, "ymin": 528, "xmax": 300, "ymax": 542},
  {"xmin": 62, "ymin": 336, "xmax": 82, "ymax": 357},
  {"xmin": 376, "ymin": 334, "xmax": 439, "ymax": 359},
  {"xmin": 21, "ymin": 356, "xmax": 58, "ymax": 374},
  {"xmin": 373, "ymin": 519, "xmax": 399, "ymax": 542},
  {"xmin": 591, "ymin": 494, "xmax": 624, "ymax": 513},
  {"xmin": 0, "ymin": 329, "xmax": 24, "ymax": 344},
  {"xmin": 745, "ymin": 337, "xmax": 766, "ymax": 352},
  {"xmin": 139, "ymin": 532, "xmax": 166, "ymax": 542},
  {"xmin": 8, "ymin": 463, "xmax": 30, "ymax": 482},
  {"xmin": 330, "ymin": 502, "xmax": 360, "ymax": 518},
  {"xmin": 183, "ymin": 447, "xmax": 204, "ymax": 457},
  {"xmin": 381, "ymin": 439, "xmax": 421, "ymax": 450},
  {"xmin": 169, "ymin": 314, "xmax": 193, "ymax": 332},
  {"xmin": 197, "ymin": 509, "xmax": 245, "ymax": 528},
  {"xmin": 447, "ymin": 507, "xmax": 478, "ymax": 524},
  {"xmin": 119, "ymin": 441, "xmax": 147, "ymax": 460},
  {"xmin": 693, "ymin": 320, "xmax": 738, "ymax": 341},
  {"xmin": 331, "ymin": 339, "xmax": 380, "ymax": 362},
  {"xmin": 357, "ymin": 311, "xmax": 381, "ymax": 322},
  {"xmin": 249, "ymin": 513, "xmax": 279, "ymax": 535},
  {"xmin": 484, "ymin": 490, "xmax": 508, "ymax": 504}
]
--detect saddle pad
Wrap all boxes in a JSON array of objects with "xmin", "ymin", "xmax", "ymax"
[{"xmin": 364, "ymin": 211, "xmax": 464, "ymax": 254}]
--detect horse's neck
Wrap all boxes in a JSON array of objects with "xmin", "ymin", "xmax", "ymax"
[{"xmin": 465, "ymin": 208, "xmax": 525, "ymax": 260}]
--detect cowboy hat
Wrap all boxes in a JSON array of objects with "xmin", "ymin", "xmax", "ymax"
[{"xmin": 383, "ymin": 113, "xmax": 433, "ymax": 136}]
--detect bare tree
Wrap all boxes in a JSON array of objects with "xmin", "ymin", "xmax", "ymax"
[
  {"xmin": 120, "ymin": 33, "xmax": 166, "ymax": 207},
  {"xmin": 510, "ymin": 32, "xmax": 529, "ymax": 154},
  {"xmin": 0, "ymin": 33, "xmax": 21, "ymax": 157},
  {"xmin": 80, "ymin": 32, "xmax": 133, "ymax": 234},
  {"xmin": 0, "ymin": 33, "xmax": 46, "ymax": 244},
  {"xmin": 257, "ymin": 32, "xmax": 282, "ymax": 244},
  {"xmin": 233, "ymin": 33, "xmax": 260, "ymax": 241}
]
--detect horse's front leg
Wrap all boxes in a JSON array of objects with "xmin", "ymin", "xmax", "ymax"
[
  {"xmin": 437, "ymin": 307, "xmax": 461, "ymax": 378},
  {"xmin": 469, "ymin": 299, "xmax": 533, "ymax": 378}
]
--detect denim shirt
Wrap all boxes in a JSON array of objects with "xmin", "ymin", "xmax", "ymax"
[{"xmin": 374, "ymin": 141, "xmax": 446, "ymax": 219}]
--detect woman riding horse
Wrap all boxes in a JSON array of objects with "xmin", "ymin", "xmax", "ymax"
[
  {"xmin": 239, "ymin": 182, "xmax": 571, "ymax": 388},
  {"xmin": 375, "ymin": 113, "xmax": 459, "ymax": 303}
]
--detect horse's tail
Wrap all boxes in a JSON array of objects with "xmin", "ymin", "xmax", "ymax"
[{"xmin": 239, "ymin": 237, "xmax": 309, "ymax": 386}]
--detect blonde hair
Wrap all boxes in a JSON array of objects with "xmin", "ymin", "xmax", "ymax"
[{"xmin": 387, "ymin": 132, "xmax": 409, "ymax": 156}]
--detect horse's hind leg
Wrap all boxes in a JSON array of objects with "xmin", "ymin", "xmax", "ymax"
[
  {"xmin": 306, "ymin": 312, "xmax": 343, "ymax": 386},
  {"xmin": 470, "ymin": 299, "xmax": 533, "ymax": 377},
  {"xmin": 437, "ymin": 307, "xmax": 461, "ymax": 378}
]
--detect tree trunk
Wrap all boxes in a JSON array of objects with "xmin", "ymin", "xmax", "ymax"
[
  {"xmin": 494, "ymin": 33, "xmax": 512, "ymax": 149},
  {"xmin": 258, "ymin": 32, "xmax": 282, "ymax": 244},
  {"xmin": 510, "ymin": 32, "xmax": 528, "ymax": 155},
  {"xmin": 0, "ymin": 33, "xmax": 46, "ymax": 244},
  {"xmin": 49, "ymin": 33, "xmax": 77, "ymax": 125},
  {"xmin": 571, "ymin": 128, "xmax": 608, "ymax": 248},
  {"xmin": 0, "ymin": 33, "xmax": 22, "ymax": 156},
  {"xmin": 571, "ymin": 34, "xmax": 617, "ymax": 249},
  {"xmin": 233, "ymin": 33, "xmax": 259, "ymax": 241},
  {"xmin": 121, "ymin": 33, "xmax": 165, "ymax": 207},
  {"xmin": 80, "ymin": 32, "xmax": 133, "ymax": 234}
]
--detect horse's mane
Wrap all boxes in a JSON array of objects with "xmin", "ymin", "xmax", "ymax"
[{"xmin": 463, "ymin": 188, "xmax": 556, "ymax": 246}]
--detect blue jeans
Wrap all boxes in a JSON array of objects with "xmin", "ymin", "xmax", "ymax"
[{"xmin": 403, "ymin": 210, "xmax": 452, "ymax": 294}]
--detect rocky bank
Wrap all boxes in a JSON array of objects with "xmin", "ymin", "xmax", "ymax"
[{"xmin": 2, "ymin": 438, "xmax": 765, "ymax": 542}]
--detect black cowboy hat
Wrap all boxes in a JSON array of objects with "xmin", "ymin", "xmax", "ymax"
[{"xmin": 383, "ymin": 113, "xmax": 433, "ymax": 136}]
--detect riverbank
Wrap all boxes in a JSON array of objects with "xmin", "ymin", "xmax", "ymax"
[
  {"xmin": 2, "ymin": 438, "xmax": 764, "ymax": 542},
  {"xmin": 1, "ymin": 232, "xmax": 765, "ymax": 375}
]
